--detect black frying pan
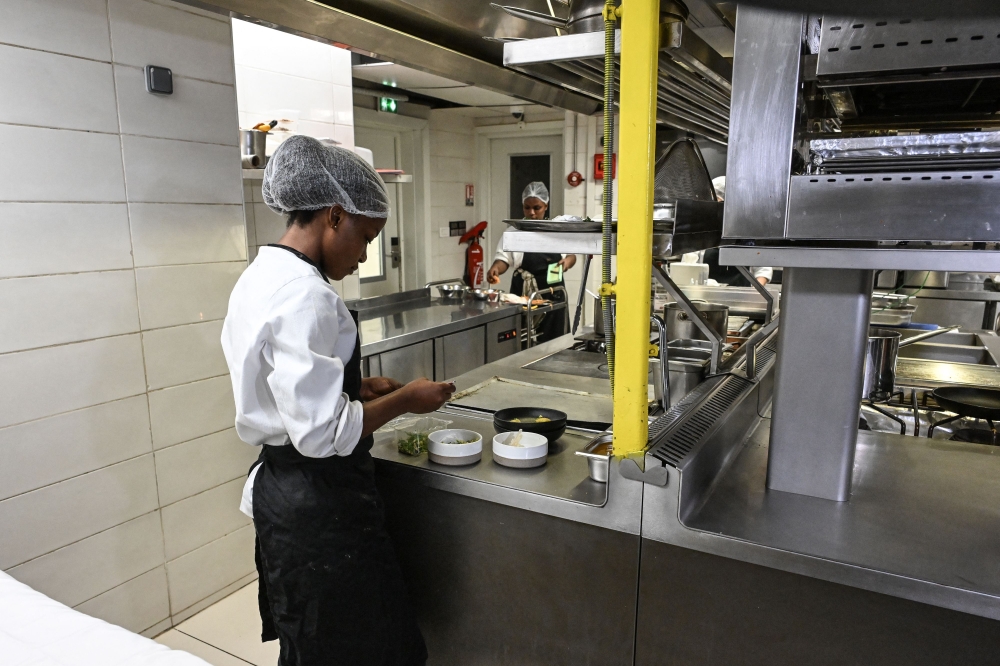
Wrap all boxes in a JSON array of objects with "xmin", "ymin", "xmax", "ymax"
[
  {"xmin": 494, "ymin": 407, "xmax": 567, "ymax": 443},
  {"xmin": 932, "ymin": 387, "xmax": 1000, "ymax": 421}
]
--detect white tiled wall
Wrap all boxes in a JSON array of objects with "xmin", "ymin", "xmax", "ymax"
[
  {"xmin": 426, "ymin": 110, "xmax": 478, "ymax": 282},
  {"xmin": 0, "ymin": 0, "xmax": 256, "ymax": 636},
  {"xmin": 232, "ymin": 19, "xmax": 360, "ymax": 298},
  {"xmin": 232, "ymin": 19, "xmax": 354, "ymax": 152}
]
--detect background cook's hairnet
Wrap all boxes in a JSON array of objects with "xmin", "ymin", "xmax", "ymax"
[
  {"xmin": 712, "ymin": 175, "xmax": 726, "ymax": 202},
  {"xmin": 522, "ymin": 181, "xmax": 550, "ymax": 204},
  {"xmin": 262, "ymin": 135, "xmax": 390, "ymax": 218}
]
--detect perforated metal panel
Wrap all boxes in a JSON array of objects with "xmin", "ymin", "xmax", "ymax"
[
  {"xmin": 817, "ymin": 17, "xmax": 1000, "ymax": 78},
  {"xmin": 653, "ymin": 138, "xmax": 717, "ymax": 203},
  {"xmin": 650, "ymin": 375, "xmax": 753, "ymax": 467}
]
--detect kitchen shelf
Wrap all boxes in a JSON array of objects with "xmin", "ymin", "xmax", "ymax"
[
  {"xmin": 380, "ymin": 173, "xmax": 413, "ymax": 183},
  {"xmin": 502, "ymin": 24, "xmax": 732, "ymax": 144}
]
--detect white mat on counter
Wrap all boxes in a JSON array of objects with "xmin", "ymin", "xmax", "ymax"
[{"xmin": 0, "ymin": 570, "xmax": 209, "ymax": 666}]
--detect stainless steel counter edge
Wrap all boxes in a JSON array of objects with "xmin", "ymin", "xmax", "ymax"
[
  {"xmin": 373, "ymin": 450, "xmax": 644, "ymax": 535},
  {"xmin": 640, "ymin": 463, "xmax": 1000, "ymax": 621},
  {"xmin": 359, "ymin": 303, "xmax": 522, "ymax": 357}
]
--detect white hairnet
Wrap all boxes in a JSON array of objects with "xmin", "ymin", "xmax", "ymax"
[
  {"xmin": 522, "ymin": 181, "xmax": 550, "ymax": 204},
  {"xmin": 262, "ymin": 135, "xmax": 390, "ymax": 218},
  {"xmin": 712, "ymin": 176, "xmax": 726, "ymax": 202}
]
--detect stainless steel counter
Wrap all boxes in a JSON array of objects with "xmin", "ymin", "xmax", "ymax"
[
  {"xmin": 640, "ymin": 362, "xmax": 1000, "ymax": 622},
  {"xmin": 370, "ymin": 335, "xmax": 640, "ymax": 533},
  {"xmin": 350, "ymin": 290, "xmax": 522, "ymax": 357}
]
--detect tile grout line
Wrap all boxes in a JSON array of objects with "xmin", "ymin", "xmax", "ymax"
[
  {"xmin": 106, "ymin": 0, "xmax": 171, "ymax": 600},
  {"xmin": 172, "ymin": 630, "xmax": 257, "ymax": 666},
  {"xmin": 6, "ymin": 507, "xmax": 161, "ymax": 570},
  {"xmin": 0, "ymin": 44, "xmax": 235, "ymax": 87},
  {"xmin": 0, "ymin": 119, "xmax": 239, "ymax": 147}
]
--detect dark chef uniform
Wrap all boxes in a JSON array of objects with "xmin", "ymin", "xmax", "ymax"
[
  {"xmin": 227, "ymin": 245, "xmax": 426, "ymax": 666},
  {"xmin": 511, "ymin": 251, "xmax": 569, "ymax": 343}
]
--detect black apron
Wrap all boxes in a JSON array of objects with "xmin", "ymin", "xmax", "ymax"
[
  {"xmin": 250, "ymin": 244, "xmax": 426, "ymax": 666},
  {"xmin": 703, "ymin": 247, "xmax": 751, "ymax": 287},
  {"xmin": 511, "ymin": 251, "xmax": 568, "ymax": 343}
]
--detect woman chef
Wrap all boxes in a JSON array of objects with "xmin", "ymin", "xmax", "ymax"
[
  {"xmin": 486, "ymin": 181, "xmax": 576, "ymax": 342},
  {"xmin": 222, "ymin": 135, "xmax": 453, "ymax": 666}
]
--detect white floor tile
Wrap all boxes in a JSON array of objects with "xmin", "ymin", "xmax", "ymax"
[
  {"xmin": 156, "ymin": 629, "xmax": 254, "ymax": 666},
  {"xmin": 176, "ymin": 583, "xmax": 279, "ymax": 666}
]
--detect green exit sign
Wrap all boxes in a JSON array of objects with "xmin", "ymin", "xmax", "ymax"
[{"xmin": 379, "ymin": 97, "xmax": 398, "ymax": 113}]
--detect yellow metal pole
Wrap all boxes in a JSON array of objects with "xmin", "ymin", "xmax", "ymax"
[{"xmin": 613, "ymin": 0, "xmax": 659, "ymax": 457}]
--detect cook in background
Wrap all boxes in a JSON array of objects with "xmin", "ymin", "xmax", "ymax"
[
  {"xmin": 681, "ymin": 176, "xmax": 774, "ymax": 286},
  {"xmin": 222, "ymin": 136, "xmax": 454, "ymax": 666},
  {"xmin": 487, "ymin": 181, "xmax": 575, "ymax": 342}
]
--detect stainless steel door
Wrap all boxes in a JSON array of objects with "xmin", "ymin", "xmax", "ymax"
[
  {"xmin": 486, "ymin": 316, "xmax": 520, "ymax": 362},
  {"xmin": 376, "ymin": 340, "xmax": 434, "ymax": 383},
  {"xmin": 440, "ymin": 327, "xmax": 486, "ymax": 380}
]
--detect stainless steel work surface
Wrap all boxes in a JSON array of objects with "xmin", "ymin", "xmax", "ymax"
[
  {"xmin": 523, "ymin": 349, "xmax": 609, "ymax": 379},
  {"xmin": 684, "ymin": 419, "xmax": 1000, "ymax": 603},
  {"xmin": 355, "ymin": 296, "xmax": 521, "ymax": 356},
  {"xmin": 450, "ymin": 376, "xmax": 613, "ymax": 426},
  {"xmin": 372, "ymin": 410, "xmax": 607, "ymax": 506}
]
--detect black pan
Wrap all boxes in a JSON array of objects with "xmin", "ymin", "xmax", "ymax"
[
  {"xmin": 494, "ymin": 407, "xmax": 567, "ymax": 443},
  {"xmin": 932, "ymin": 386, "xmax": 1000, "ymax": 421}
]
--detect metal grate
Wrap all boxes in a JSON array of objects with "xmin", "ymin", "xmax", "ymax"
[
  {"xmin": 817, "ymin": 17, "xmax": 1000, "ymax": 78},
  {"xmin": 649, "ymin": 375, "xmax": 753, "ymax": 467},
  {"xmin": 646, "ymin": 376, "xmax": 721, "ymax": 445}
]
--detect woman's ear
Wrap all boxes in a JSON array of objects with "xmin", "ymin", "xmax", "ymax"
[{"xmin": 328, "ymin": 206, "xmax": 342, "ymax": 231}]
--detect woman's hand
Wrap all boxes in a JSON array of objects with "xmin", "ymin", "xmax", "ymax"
[
  {"xmin": 558, "ymin": 255, "xmax": 577, "ymax": 271},
  {"xmin": 399, "ymin": 378, "xmax": 456, "ymax": 413},
  {"xmin": 360, "ymin": 376, "xmax": 403, "ymax": 402},
  {"xmin": 487, "ymin": 259, "xmax": 508, "ymax": 285}
]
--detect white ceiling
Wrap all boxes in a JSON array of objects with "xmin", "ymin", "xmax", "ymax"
[{"xmin": 352, "ymin": 61, "xmax": 526, "ymax": 108}]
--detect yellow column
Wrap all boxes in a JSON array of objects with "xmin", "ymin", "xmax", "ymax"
[{"xmin": 613, "ymin": 0, "xmax": 659, "ymax": 457}]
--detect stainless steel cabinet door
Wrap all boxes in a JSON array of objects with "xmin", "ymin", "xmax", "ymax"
[
  {"xmin": 377, "ymin": 340, "xmax": 434, "ymax": 383},
  {"xmin": 440, "ymin": 327, "xmax": 486, "ymax": 380},
  {"xmin": 486, "ymin": 316, "xmax": 520, "ymax": 363}
]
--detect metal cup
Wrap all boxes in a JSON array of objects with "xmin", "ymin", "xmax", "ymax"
[{"xmin": 863, "ymin": 328, "xmax": 902, "ymax": 402}]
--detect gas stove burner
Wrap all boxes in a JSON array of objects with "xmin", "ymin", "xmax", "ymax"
[{"xmin": 950, "ymin": 428, "xmax": 999, "ymax": 446}]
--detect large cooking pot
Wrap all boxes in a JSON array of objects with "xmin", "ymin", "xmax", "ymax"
[{"xmin": 664, "ymin": 302, "xmax": 728, "ymax": 342}]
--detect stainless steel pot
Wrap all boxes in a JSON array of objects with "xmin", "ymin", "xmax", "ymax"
[
  {"xmin": 594, "ymin": 296, "xmax": 615, "ymax": 336},
  {"xmin": 862, "ymin": 325, "xmax": 961, "ymax": 401},
  {"xmin": 664, "ymin": 301, "xmax": 728, "ymax": 342},
  {"xmin": 240, "ymin": 129, "xmax": 267, "ymax": 168}
]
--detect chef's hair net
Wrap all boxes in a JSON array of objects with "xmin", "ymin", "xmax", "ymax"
[
  {"xmin": 522, "ymin": 181, "xmax": 550, "ymax": 204},
  {"xmin": 712, "ymin": 175, "xmax": 726, "ymax": 202},
  {"xmin": 262, "ymin": 135, "xmax": 390, "ymax": 219}
]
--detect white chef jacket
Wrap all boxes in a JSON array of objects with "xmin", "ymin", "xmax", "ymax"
[
  {"xmin": 493, "ymin": 231, "xmax": 566, "ymax": 272},
  {"xmin": 679, "ymin": 251, "xmax": 773, "ymax": 283},
  {"xmin": 221, "ymin": 246, "xmax": 364, "ymax": 518}
]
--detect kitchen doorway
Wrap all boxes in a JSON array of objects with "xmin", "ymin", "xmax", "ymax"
[
  {"xmin": 355, "ymin": 126, "xmax": 401, "ymax": 297},
  {"xmin": 487, "ymin": 134, "xmax": 563, "ymax": 293}
]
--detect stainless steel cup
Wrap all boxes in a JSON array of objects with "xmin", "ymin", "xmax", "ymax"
[
  {"xmin": 863, "ymin": 328, "xmax": 902, "ymax": 401},
  {"xmin": 240, "ymin": 129, "xmax": 267, "ymax": 168}
]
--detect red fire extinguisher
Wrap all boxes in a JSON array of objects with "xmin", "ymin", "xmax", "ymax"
[{"xmin": 459, "ymin": 221, "xmax": 488, "ymax": 288}]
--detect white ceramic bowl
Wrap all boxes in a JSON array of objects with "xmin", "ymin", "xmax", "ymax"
[
  {"xmin": 492, "ymin": 431, "xmax": 548, "ymax": 468},
  {"xmin": 427, "ymin": 429, "xmax": 483, "ymax": 466}
]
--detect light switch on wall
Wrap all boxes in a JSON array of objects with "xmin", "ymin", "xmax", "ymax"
[{"xmin": 439, "ymin": 227, "xmax": 449, "ymax": 238}]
